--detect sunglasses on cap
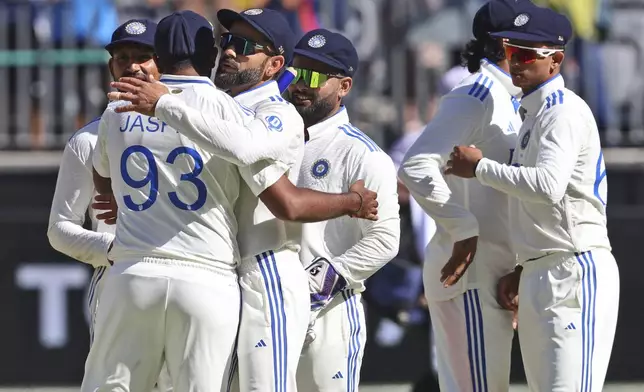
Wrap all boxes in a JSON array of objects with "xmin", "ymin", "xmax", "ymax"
[
  {"xmin": 290, "ymin": 67, "xmax": 346, "ymax": 88},
  {"xmin": 219, "ymin": 33, "xmax": 275, "ymax": 56},
  {"xmin": 503, "ymin": 42, "xmax": 564, "ymax": 64}
]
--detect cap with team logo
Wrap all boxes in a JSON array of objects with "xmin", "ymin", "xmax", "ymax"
[
  {"xmin": 472, "ymin": 0, "xmax": 536, "ymax": 40},
  {"xmin": 217, "ymin": 8, "xmax": 295, "ymax": 64},
  {"xmin": 490, "ymin": 3, "xmax": 573, "ymax": 46},
  {"xmin": 294, "ymin": 29, "xmax": 359, "ymax": 77},
  {"xmin": 155, "ymin": 10, "xmax": 216, "ymax": 64},
  {"xmin": 105, "ymin": 19, "xmax": 157, "ymax": 53}
]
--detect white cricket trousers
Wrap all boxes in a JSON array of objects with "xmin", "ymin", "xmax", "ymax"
[
  {"xmin": 297, "ymin": 290, "xmax": 367, "ymax": 392},
  {"xmin": 87, "ymin": 265, "xmax": 173, "ymax": 392},
  {"xmin": 81, "ymin": 259, "xmax": 240, "ymax": 392},
  {"xmin": 230, "ymin": 249, "xmax": 310, "ymax": 392},
  {"xmin": 428, "ymin": 287, "xmax": 514, "ymax": 392},
  {"xmin": 518, "ymin": 249, "xmax": 620, "ymax": 392}
]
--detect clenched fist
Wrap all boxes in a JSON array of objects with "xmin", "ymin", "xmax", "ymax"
[{"xmin": 348, "ymin": 179, "xmax": 378, "ymax": 221}]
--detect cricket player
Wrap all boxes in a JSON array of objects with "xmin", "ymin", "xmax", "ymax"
[
  {"xmin": 446, "ymin": 4, "xmax": 620, "ymax": 392},
  {"xmin": 47, "ymin": 19, "xmax": 172, "ymax": 392},
  {"xmin": 285, "ymin": 29, "xmax": 401, "ymax": 392},
  {"xmin": 398, "ymin": 1, "xmax": 525, "ymax": 390},
  {"xmin": 102, "ymin": 9, "xmax": 379, "ymax": 392},
  {"xmin": 81, "ymin": 11, "xmax": 262, "ymax": 392}
]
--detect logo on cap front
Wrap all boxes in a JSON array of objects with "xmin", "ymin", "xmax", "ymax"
[
  {"xmin": 244, "ymin": 9, "xmax": 263, "ymax": 15},
  {"xmin": 125, "ymin": 21, "xmax": 146, "ymax": 35},
  {"xmin": 308, "ymin": 35, "xmax": 326, "ymax": 49},
  {"xmin": 513, "ymin": 13, "xmax": 530, "ymax": 27}
]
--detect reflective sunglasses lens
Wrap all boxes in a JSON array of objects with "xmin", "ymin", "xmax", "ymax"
[
  {"xmin": 220, "ymin": 34, "xmax": 254, "ymax": 55},
  {"xmin": 505, "ymin": 46, "xmax": 538, "ymax": 64},
  {"xmin": 293, "ymin": 68, "xmax": 328, "ymax": 88}
]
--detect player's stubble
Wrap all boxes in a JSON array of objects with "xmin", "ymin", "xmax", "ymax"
[
  {"xmin": 285, "ymin": 87, "xmax": 336, "ymax": 129},
  {"xmin": 214, "ymin": 55, "xmax": 268, "ymax": 91}
]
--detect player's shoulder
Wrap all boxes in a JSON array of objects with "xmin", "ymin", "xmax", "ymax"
[
  {"xmin": 450, "ymin": 71, "xmax": 498, "ymax": 103},
  {"xmin": 540, "ymin": 87, "xmax": 593, "ymax": 124},
  {"xmin": 66, "ymin": 116, "xmax": 101, "ymax": 155},
  {"xmin": 334, "ymin": 122, "xmax": 386, "ymax": 158}
]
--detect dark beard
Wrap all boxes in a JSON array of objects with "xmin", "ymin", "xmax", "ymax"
[
  {"xmin": 214, "ymin": 65, "xmax": 263, "ymax": 91},
  {"xmin": 289, "ymin": 92, "xmax": 337, "ymax": 128}
]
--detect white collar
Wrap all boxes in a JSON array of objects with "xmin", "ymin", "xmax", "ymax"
[
  {"xmin": 159, "ymin": 74, "xmax": 215, "ymax": 87},
  {"xmin": 307, "ymin": 106, "xmax": 350, "ymax": 141},
  {"xmin": 480, "ymin": 59, "xmax": 522, "ymax": 98},
  {"xmin": 520, "ymin": 74, "xmax": 565, "ymax": 115},
  {"xmin": 234, "ymin": 80, "xmax": 281, "ymax": 107}
]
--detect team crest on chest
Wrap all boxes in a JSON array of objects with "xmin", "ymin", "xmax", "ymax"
[
  {"xmin": 311, "ymin": 159, "xmax": 330, "ymax": 179},
  {"xmin": 520, "ymin": 130, "xmax": 531, "ymax": 149}
]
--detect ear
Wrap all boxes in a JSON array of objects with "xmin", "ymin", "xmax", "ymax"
[
  {"xmin": 551, "ymin": 51, "xmax": 564, "ymax": 73},
  {"xmin": 108, "ymin": 58, "xmax": 115, "ymax": 80},
  {"xmin": 153, "ymin": 55, "xmax": 164, "ymax": 74},
  {"xmin": 338, "ymin": 77, "xmax": 353, "ymax": 99},
  {"xmin": 265, "ymin": 55, "xmax": 286, "ymax": 79}
]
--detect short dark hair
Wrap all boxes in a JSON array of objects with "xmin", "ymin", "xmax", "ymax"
[
  {"xmin": 460, "ymin": 36, "xmax": 505, "ymax": 73},
  {"xmin": 156, "ymin": 56, "xmax": 212, "ymax": 77}
]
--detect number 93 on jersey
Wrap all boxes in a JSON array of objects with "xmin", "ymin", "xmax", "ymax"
[{"xmin": 119, "ymin": 145, "xmax": 207, "ymax": 212}]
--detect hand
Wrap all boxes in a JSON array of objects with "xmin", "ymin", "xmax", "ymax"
[
  {"xmin": 440, "ymin": 236, "xmax": 478, "ymax": 287},
  {"xmin": 348, "ymin": 179, "xmax": 378, "ymax": 221},
  {"xmin": 107, "ymin": 74, "xmax": 170, "ymax": 117},
  {"xmin": 92, "ymin": 194, "xmax": 118, "ymax": 225},
  {"xmin": 496, "ymin": 267, "xmax": 522, "ymax": 312},
  {"xmin": 444, "ymin": 145, "xmax": 483, "ymax": 178}
]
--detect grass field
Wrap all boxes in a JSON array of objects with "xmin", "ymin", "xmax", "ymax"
[{"xmin": 2, "ymin": 384, "xmax": 643, "ymax": 392}]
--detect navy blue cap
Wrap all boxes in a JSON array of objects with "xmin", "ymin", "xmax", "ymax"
[
  {"xmin": 472, "ymin": 0, "xmax": 536, "ymax": 40},
  {"xmin": 155, "ymin": 10, "xmax": 216, "ymax": 64},
  {"xmin": 294, "ymin": 29, "xmax": 359, "ymax": 77},
  {"xmin": 105, "ymin": 19, "xmax": 157, "ymax": 53},
  {"xmin": 217, "ymin": 8, "xmax": 295, "ymax": 64},
  {"xmin": 490, "ymin": 3, "xmax": 573, "ymax": 46}
]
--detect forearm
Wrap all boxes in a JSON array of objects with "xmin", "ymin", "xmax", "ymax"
[
  {"xmin": 47, "ymin": 221, "xmax": 114, "ymax": 267},
  {"xmin": 281, "ymin": 187, "xmax": 362, "ymax": 223},
  {"xmin": 331, "ymin": 220, "xmax": 401, "ymax": 287},
  {"xmin": 93, "ymin": 169, "xmax": 112, "ymax": 195},
  {"xmin": 475, "ymin": 158, "xmax": 563, "ymax": 204},
  {"xmin": 154, "ymin": 94, "xmax": 284, "ymax": 166},
  {"xmin": 399, "ymin": 156, "xmax": 479, "ymax": 241}
]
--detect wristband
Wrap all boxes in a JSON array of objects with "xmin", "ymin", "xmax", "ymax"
[{"xmin": 350, "ymin": 191, "xmax": 363, "ymax": 214}]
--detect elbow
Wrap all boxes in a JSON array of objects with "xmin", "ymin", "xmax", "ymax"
[
  {"xmin": 540, "ymin": 189, "xmax": 565, "ymax": 204},
  {"xmin": 270, "ymin": 198, "xmax": 302, "ymax": 222},
  {"xmin": 47, "ymin": 224, "xmax": 62, "ymax": 253}
]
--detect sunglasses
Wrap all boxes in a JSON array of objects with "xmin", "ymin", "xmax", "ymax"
[
  {"xmin": 290, "ymin": 67, "xmax": 345, "ymax": 88},
  {"xmin": 504, "ymin": 42, "xmax": 564, "ymax": 64},
  {"xmin": 219, "ymin": 33, "xmax": 274, "ymax": 56}
]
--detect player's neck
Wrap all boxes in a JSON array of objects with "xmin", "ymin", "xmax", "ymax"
[
  {"xmin": 228, "ymin": 79, "xmax": 270, "ymax": 97},
  {"xmin": 171, "ymin": 68, "xmax": 201, "ymax": 77}
]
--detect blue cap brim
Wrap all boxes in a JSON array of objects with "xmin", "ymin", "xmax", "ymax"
[
  {"xmin": 217, "ymin": 9, "xmax": 273, "ymax": 47},
  {"xmin": 105, "ymin": 38, "xmax": 155, "ymax": 53},
  {"xmin": 490, "ymin": 31, "xmax": 560, "ymax": 45},
  {"xmin": 293, "ymin": 48, "xmax": 348, "ymax": 75}
]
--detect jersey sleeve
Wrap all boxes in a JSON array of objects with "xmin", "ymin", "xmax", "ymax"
[
  {"xmin": 475, "ymin": 111, "xmax": 583, "ymax": 204},
  {"xmin": 329, "ymin": 151, "xmax": 401, "ymax": 288},
  {"xmin": 154, "ymin": 91, "xmax": 304, "ymax": 167},
  {"xmin": 398, "ymin": 94, "xmax": 484, "ymax": 242},
  {"xmin": 238, "ymin": 160, "xmax": 291, "ymax": 197},
  {"xmin": 48, "ymin": 136, "xmax": 114, "ymax": 267},
  {"xmin": 92, "ymin": 114, "xmax": 111, "ymax": 178}
]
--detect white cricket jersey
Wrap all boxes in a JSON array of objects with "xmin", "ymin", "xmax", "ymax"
[
  {"xmin": 399, "ymin": 59, "xmax": 522, "ymax": 299},
  {"xmin": 298, "ymin": 107, "xmax": 400, "ymax": 292},
  {"xmin": 48, "ymin": 118, "xmax": 115, "ymax": 267},
  {"xmin": 93, "ymin": 75, "xmax": 256, "ymax": 272},
  {"xmin": 475, "ymin": 74, "xmax": 611, "ymax": 262},
  {"xmin": 233, "ymin": 81, "xmax": 306, "ymax": 263}
]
